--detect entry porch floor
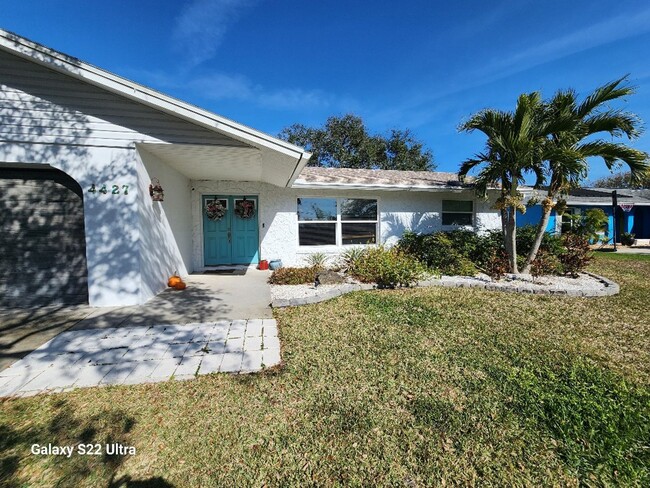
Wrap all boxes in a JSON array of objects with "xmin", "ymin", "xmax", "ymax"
[{"xmin": 0, "ymin": 268, "xmax": 273, "ymax": 371}]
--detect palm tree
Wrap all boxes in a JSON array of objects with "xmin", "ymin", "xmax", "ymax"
[
  {"xmin": 459, "ymin": 92, "xmax": 550, "ymax": 273},
  {"xmin": 521, "ymin": 77, "xmax": 650, "ymax": 273}
]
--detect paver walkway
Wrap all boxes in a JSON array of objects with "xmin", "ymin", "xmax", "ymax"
[{"xmin": 0, "ymin": 319, "xmax": 280, "ymax": 398}]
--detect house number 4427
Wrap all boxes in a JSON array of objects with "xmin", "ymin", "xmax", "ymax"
[{"xmin": 88, "ymin": 184, "xmax": 129, "ymax": 195}]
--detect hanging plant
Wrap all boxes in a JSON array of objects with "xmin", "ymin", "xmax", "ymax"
[
  {"xmin": 235, "ymin": 199, "xmax": 255, "ymax": 219},
  {"xmin": 205, "ymin": 200, "xmax": 227, "ymax": 221}
]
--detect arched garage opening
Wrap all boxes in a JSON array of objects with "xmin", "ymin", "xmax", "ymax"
[{"xmin": 0, "ymin": 165, "xmax": 89, "ymax": 307}]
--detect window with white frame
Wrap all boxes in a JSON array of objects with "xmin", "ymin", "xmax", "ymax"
[
  {"xmin": 442, "ymin": 200, "xmax": 473, "ymax": 226},
  {"xmin": 297, "ymin": 197, "xmax": 378, "ymax": 246},
  {"xmin": 561, "ymin": 207, "xmax": 579, "ymax": 233}
]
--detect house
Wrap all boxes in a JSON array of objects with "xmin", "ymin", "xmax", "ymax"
[
  {"xmin": 0, "ymin": 29, "xmax": 501, "ymax": 308},
  {"xmin": 519, "ymin": 187, "xmax": 650, "ymax": 242}
]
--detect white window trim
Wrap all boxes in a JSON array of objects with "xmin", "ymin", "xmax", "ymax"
[
  {"xmin": 441, "ymin": 199, "xmax": 475, "ymax": 227},
  {"xmin": 297, "ymin": 197, "xmax": 380, "ymax": 248}
]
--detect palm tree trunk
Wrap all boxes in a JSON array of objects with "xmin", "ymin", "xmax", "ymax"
[
  {"xmin": 506, "ymin": 207, "xmax": 519, "ymax": 273},
  {"xmin": 521, "ymin": 203, "xmax": 553, "ymax": 274}
]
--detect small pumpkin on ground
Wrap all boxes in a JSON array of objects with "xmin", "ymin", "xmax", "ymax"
[{"xmin": 168, "ymin": 275, "xmax": 182, "ymax": 287}]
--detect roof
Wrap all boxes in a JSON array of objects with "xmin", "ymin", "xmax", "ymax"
[
  {"xmin": 523, "ymin": 186, "xmax": 650, "ymax": 206},
  {"xmin": 293, "ymin": 167, "xmax": 468, "ymax": 191},
  {"xmin": 0, "ymin": 28, "xmax": 311, "ymax": 185}
]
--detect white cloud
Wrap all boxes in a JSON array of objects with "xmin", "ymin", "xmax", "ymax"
[
  {"xmin": 172, "ymin": 0, "xmax": 257, "ymax": 67},
  {"xmin": 188, "ymin": 73, "xmax": 340, "ymax": 110}
]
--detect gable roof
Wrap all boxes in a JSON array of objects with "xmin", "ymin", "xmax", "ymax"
[
  {"xmin": 293, "ymin": 167, "xmax": 468, "ymax": 191},
  {"xmin": 0, "ymin": 28, "xmax": 311, "ymax": 184}
]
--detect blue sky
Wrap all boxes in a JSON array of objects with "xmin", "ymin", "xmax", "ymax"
[{"xmin": 2, "ymin": 0, "xmax": 650, "ymax": 181}]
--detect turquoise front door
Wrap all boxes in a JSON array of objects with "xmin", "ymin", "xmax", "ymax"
[{"xmin": 203, "ymin": 195, "xmax": 259, "ymax": 265}]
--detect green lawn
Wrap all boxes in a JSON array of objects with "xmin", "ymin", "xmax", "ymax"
[{"xmin": 1, "ymin": 254, "xmax": 649, "ymax": 486}]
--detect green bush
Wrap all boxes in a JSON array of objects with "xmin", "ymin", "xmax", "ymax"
[
  {"xmin": 339, "ymin": 247, "xmax": 365, "ymax": 275},
  {"xmin": 484, "ymin": 249, "xmax": 510, "ymax": 279},
  {"xmin": 559, "ymin": 233, "xmax": 592, "ymax": 277},
  {"xmin": 516, "ymin": 225, "xmax": 564, "ymax": 258},
  {"xmin": 621, "ymin": 232, "xmax": 636, "ymax": 246},
  {"xmin": 352, "ymin": 246, "xmax": 425, "ymax": 288},
  {"xmin": 471, "ymin": 229, "xmax": 504, "ymax": 268},
  {"xmin": 305, "ymin": 252, "xmax": 329, "ymax": 269},
  {"xmin": 575, "ymin": 208, "xmax": 609, "ymax": 243},
  {"xmin": 397, "ymin": 231, "xmax": 477, "ymax": 276},
  {"xmin": 268, "ymin": 267, "xmax": 317, "ymax": 285},
  {"xmin": 530, "ymin": 250, "xmax": 564, "ymax": 277}
]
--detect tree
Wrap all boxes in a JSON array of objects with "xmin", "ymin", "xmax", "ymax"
[
  {"xmin": 458, "ymin": 92, "xmax": 553, "ymax": 273},
  {"xmin": 521, "ymin": 77, "xmax": 649, "ymax": 273},
  {"xmin": 279, "ymin": 114, "xmax": 434, "ymax": 171},
  {"xmin": 592, "ymin": 170, "xmax": 650, "ymax": 188}
]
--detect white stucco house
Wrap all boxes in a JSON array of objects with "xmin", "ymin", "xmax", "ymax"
[{"xmin": 0, "ymin": 29, "xmax": 501, "ymax": 308}]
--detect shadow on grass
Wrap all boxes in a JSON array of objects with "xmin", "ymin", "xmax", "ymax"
[{"xmin": 0, "ymin": 397, "xmax": 173, "ymax": 487}]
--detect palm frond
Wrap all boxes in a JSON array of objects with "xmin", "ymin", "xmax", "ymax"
[
  {"xmin": 583, "ymin": 110, "xmax": 642, "ymax": 139},
  {"xmin": 578, "ymin": 76, "xmax": 634, "ymax": 117},
  {"xmin": 577, "ymin": 141, "xmax": 649, "ymax": 177}
]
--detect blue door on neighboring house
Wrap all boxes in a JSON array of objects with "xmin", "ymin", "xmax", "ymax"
[{"xmin": 203, "ymin": 195, "xmax": 259, "ymax": 265}]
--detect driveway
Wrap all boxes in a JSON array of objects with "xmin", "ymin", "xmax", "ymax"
[{"xmin": 0, "ymin": 269, "xmax": 272, "ymax": 371}]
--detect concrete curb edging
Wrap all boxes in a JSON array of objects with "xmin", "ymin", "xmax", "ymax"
[
  {"xmin": 418, "ymin": 272, "xmax": 619, "ymax": 297},
  {"xmin": 271, "ymin": 284, "xmax": 374, "ymax": 308},
  {"xmin": 271, "ymin": 272, "xmax": 619, "ymax": 308}
]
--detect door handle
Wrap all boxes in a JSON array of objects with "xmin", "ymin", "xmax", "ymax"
[{"xmin": 228, "ymin": 230, "xmax": 231, "ymax": 243}]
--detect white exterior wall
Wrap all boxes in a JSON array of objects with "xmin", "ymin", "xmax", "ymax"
[
  {"xmin": 136, "ymin": 148, "xmax": 192, "ymax": 303},
  {"xmin": 191, "ymin": 181, "xmax": 501, "ymax": 268},
  {"xmin": 0, "ymin": 48, "xmax": 214, "ymax": 306}
]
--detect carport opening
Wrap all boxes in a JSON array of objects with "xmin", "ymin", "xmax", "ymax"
[{"xmin": 0, "ymin": 165, "xmax": 89, "ymax": 307}]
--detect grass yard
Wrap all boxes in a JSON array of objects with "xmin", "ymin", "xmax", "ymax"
[{"xmin": 1, "ymin": 253, "xmax": 649, "ymax": 486}]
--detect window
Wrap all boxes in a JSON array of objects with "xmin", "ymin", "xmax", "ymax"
[
  {"xmin": 442, "ymin": 200, "xmax": 473, "ymax": 226},
  {"xmin": 297, "ymin": 198, "xmax": 336, "ymax": 245},
  {"xmin": 561, "ymin": 208, "xmax": 579, "ymax": 233},
  {"xmin": 297, "ymin": 197, "xmax": 378, "ymax": 246}
]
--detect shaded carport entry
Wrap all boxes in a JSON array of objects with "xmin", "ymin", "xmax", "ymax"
[{"xmin": 0, "ymin": 165, "xmax": 88, "ymax": 307}]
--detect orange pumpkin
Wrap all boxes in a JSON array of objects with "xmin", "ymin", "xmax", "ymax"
[
  {"xmin": 168, "ymin": 275, "xmax": 182, "ymax": 287},
  {"xmin": 173, "ymin": 281, "xmax": 187, "ymax": 290}
]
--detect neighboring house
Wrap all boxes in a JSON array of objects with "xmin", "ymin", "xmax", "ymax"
[
  {"xmin": 519, "ymin": 187, "xmax": 650, "ymax": 241},
  {"xmin": 0, "ymin": 29, "xmax": 500, "ymax": 308}
]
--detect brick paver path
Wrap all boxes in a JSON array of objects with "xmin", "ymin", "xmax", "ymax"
[{"xmin": 0, "ymin": 319, "xmax": 280, "ymax": 398}]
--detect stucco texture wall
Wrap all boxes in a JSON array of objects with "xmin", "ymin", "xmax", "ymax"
[
  {"xmin": 137, "ymin": 148, "xmax": 192, "ymax": 303},
  {"xmin": 191, "ymin": 181, "xmax": 501, "ymax": 268}
]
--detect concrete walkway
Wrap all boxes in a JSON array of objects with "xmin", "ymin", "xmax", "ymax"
[
  {"xmin": 0, "ymin": 319, "xmax": 280, "ymax": 398},
  {"xmin": 0, "ymin": 269, "xmax": 272, "ymax": 371}
]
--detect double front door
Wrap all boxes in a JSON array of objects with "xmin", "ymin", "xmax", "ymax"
[{"xmin": 203, "ymin": 195, "xmax": 259, "ymax": 265}]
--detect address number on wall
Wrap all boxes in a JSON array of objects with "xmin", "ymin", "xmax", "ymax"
[{"xmin": 88, "ymin": 184, "xmax": 129, "ymax": 195}]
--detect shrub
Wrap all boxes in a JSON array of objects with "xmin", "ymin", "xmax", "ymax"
[
  {"xmin": 517, "ymin": 225, "xmax": 564, "ymax": 258},
  {"xmin": 559, "ymin": 233, "xmax": 592, "ymax": 277},
  {"xmin": 575, "ymin": 208, "xmax": 609, "ymax": 243},
  {"xmin": 620, "ymin": 232, "xmax": 636, "ymax": 246},
  {"xmin": 397, "ymin": 232, "xmax": 477, "ymax": 276},
  {"xmin": 352, "ymin": 246, "xmax": 425, "ymax": 288},
  {"xmin": 530, "ymin": 250, "xmax": 564, "ymax": 277},
  {"xmin": 268, "ymin": 267, "xmax": 317, "ymax": 285},
  {"xmin": 471, "ymin": 229, "xmax": 504, "ymax": 268},
  {"xmin": 484, "ymin": 249, "xmax": 509, "ymax": 279},
  {"xmin": 339, "ymin": 247, "xmax": 365, "ymax": 274},
  {"xmin": 305, "ymin": 252, "xmax": 329, "ymax": 269}
]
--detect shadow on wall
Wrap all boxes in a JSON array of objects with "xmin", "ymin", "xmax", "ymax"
[
  {"xmin": 0, "ymin": 167, "xmax": 88, "ymax": 307},
  {"xmin": 0, "ymin": 37, "xmax": 194, "ymax": 307},
  {"xmin": 382, "ymin": 212, "xmax": 438, "ymax": 245}
]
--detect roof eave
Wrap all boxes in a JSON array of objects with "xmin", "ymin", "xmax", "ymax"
[{"xmin": 0, "ymin": 28, "xmax": 308, "ymax": 162}]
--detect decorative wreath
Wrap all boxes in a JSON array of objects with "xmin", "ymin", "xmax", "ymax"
[
  {"xmin": 235, "ymin": 199, "xmax": 255, "ymax": 219},
  {"xmin": 205, "ymin": 200, "xmax": 227, "ymax": 221}
]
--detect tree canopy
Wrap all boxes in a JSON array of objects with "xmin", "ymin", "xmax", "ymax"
[
  {"xmin": 279, "ymin": 114, "xmax": 435, "ymax": 171},
  {"xmin": 592, "ymin": 171, "xmax": 650, "ymax": 188}
]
